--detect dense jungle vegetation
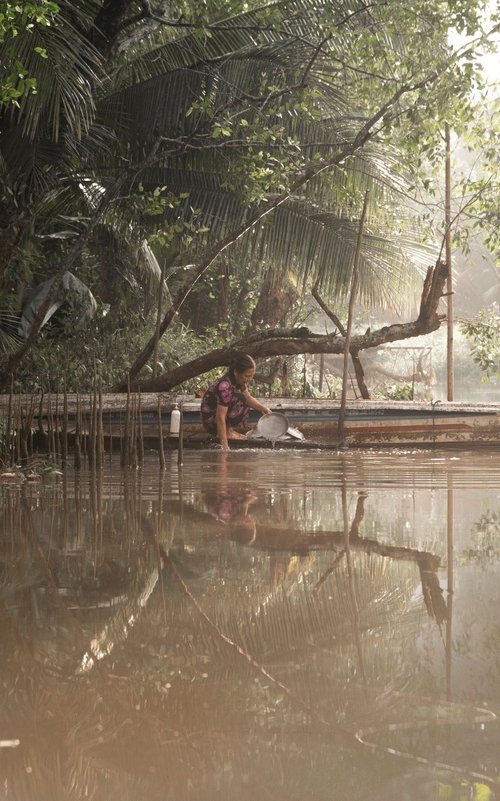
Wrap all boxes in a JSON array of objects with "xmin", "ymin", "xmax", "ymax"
[{"xmin": 0, "ymin": 0, "xmax": 498, "ymax": 395}]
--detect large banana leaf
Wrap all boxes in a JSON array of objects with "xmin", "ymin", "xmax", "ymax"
[{"xmin": 18, "ymin": 271, "xmax": 97, "ymax": 338}]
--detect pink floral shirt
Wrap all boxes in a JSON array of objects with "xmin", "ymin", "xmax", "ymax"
[{"xmin": 200, "ymin": 373, "xmax": 249, "ymax": 434}]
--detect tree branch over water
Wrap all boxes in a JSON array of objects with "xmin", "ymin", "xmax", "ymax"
[
  {"xmin": 111, "ymin": 46, "xmax": 456, "ymax": 393},
  {"xmin": 128, "ymin": 260, "xmax": 447, "ymax": 392}
]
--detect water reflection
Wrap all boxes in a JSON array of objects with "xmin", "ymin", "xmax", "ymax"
[{"xmin": 1, "ymin": 450, "xmax": 499, "ymax": 800}]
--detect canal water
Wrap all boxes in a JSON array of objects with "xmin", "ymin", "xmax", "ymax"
[{"xmin": 1, "ymin": 449, "xmax": 500, "ymax": 800}]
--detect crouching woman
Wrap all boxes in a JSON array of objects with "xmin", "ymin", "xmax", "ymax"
[{"xmin": 200, "ymin": 354, "xmax": 271, "ymax": 450}]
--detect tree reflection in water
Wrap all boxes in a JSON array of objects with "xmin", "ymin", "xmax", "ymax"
[{"xmin": 0, "ymin": 450, "xmax": 499, "ymax": 800}]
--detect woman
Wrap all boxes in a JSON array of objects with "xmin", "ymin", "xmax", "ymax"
[{"xmin": 200, "ymin": 354, "xmax": 271, "ymax": 450}]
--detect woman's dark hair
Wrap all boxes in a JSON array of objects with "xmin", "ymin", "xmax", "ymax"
[{"xmin": 229, "ymin": 353, "xmax": 256, "ymax": 376}]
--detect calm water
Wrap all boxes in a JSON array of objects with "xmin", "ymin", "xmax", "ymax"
[{"xmin": 1, "ymin": 449, "xmax": 500, "ymax": 801}]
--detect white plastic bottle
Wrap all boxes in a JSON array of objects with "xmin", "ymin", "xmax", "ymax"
[{"xmin": 170, "ymin": 403, "xmax": 180, "ymax": 436}]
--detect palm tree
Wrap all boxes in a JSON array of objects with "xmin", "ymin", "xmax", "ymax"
[{"xmin": 0, "ymin": 0, "xmax": 476, "ymax": 388}]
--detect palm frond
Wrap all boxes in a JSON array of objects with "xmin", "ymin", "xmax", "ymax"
[
  {"xmin": 1, "ymin": 2, "xmax": 103, "ymax": 141},
  {"xmin": 0, "ymin": 311, "xmax": 23, "ymax": 355},
  {"xmin": 105, "ymin": 0, "xmax": 372, "ymax": 95}
]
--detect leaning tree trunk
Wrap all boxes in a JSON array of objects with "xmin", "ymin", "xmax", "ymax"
[
  {"xmin": 130, "ymin": 260, "xmax": 447, "ymax": 392},
  {"xmin": 311, "ymin": 281, "xmax": 370, "ymax": 399}
]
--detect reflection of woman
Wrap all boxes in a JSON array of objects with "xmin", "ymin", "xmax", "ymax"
[
  {"xmin": 201, "ymin": 451, "xmax": 258, "ymax": 542},
  {"xmin": 200, "ymin": 354, "xmax": 271, "ymax": 450}
]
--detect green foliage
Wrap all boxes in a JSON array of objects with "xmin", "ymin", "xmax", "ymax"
[
  {"xmin": 382, "ymin": 383, "xmax": 415, "ymax": 401},
  {"xmin": 460, "ymin": 303, "xmax": 500, "ymax": 381},
  {"xmin": 1, "ymin": 0, "xmax": 498, "ymax": 390},
  {"xmin": 11, "ymin": 304, "xmax": 159, "ymax": 392},
  {"xmin": 455, "ymin": 99, "xmax": 500, "ymax": 255},
  {"xmin": 0, "ymin": 0, "xmax": 59, "ymax": 106}
]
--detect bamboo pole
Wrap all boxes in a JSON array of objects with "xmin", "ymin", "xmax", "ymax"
[
  {"xmin": 445, "ymin": 122, "xmax": 454, "ymax": 401},
  {"xmin": 338, "ymin": 191, "xmax": 369, "ymax": 441}
]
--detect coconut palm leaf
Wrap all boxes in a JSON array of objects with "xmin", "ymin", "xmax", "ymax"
[
  {"xmin": 135, "ymin": 141, "xmax": 431, "ymax": 311},
  {"xmin": 0, "ymin": 312, "xmax": 23, "ymax": 355},
  {"xmin": 1, "ymin": 1, "xmax": 102, "ymax": 142},
  {"xmin": 105, "ymin": 0, "xmax": 363, "ymax": 94}
]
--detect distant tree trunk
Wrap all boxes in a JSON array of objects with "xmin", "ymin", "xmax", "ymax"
[
  {"xmin": 130, "ymin": 260, "xmax": 447, "ymax": 392},
  {"xmin": 247, "ymin": 269, "xmax": 298, "ymax": 333}
]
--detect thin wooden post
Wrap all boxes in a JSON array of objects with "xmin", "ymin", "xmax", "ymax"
[
  {"xmin": 177, "ymin": 401, "xmax": 184, "ymax": 468},
  {"xmin": 129, "ymin": 394, "xmax": 136, "ymax": 469},
  {"xmin": 98, "ymin": 382, "xmax": 104, "ymax": 469},
  {"xmin": 121, "ymin": 380, "xmax": 131, "ymax": 469},
  {"xmin": 158, "ymin": 398, "xmax": 165, "ymax": 470},
  {"xmin": 445, "ymin": 122, "xmax": 454, "ymax": 401},
  {"xmin": 62, "ymin": 384, "xmax": 68, "ymax": 467},
  {"xmin": 19, "ymin": 404, "xmax": 28, "ymax": 464},
  {"xmin": 47, "ymin": 393, "xmax": 55, "ymax": 461},
  {"xmin": 90, "ymin": 376, "xmax": 98, "ymax": 469},
  {"xmin": 4, "ymin": 377, "xmax": 13, "ymax": 465},
  {"xmin": 74, "ymin": 393, "xmax": 82, "ymax": 469},
  {"xmin": 27, "ymin": 395, "xmax": 35, "ymax": 459},
  {"xmin": 338, "ymin": 191, "xmax": 369, "ymax": 441},
  {"xmin": 54, "ymin": 392, "xmax": 61, "ymax": 461},
  {"xmin": 82, "ymin": 392, "xmax": 90, "ymax": 463},
  {"xmin": 37, "ymin": 391, "xmax": 44, "ymax": 443},
  {"xmin": 137, "ymin": 389, "xmax": 144, "ymax": 466},
  {"xmin": 108, "ymin": 403, "xmax": 114, "ymax": 463}
]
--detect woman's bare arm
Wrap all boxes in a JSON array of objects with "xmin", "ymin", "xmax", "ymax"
[
  {"xmin": 243, "ymin": 390, "xmax": 272, "ymax": 416},
  {"xmin": 216, "ymin": 404, "xmax": 230, "ymax": 450}
]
